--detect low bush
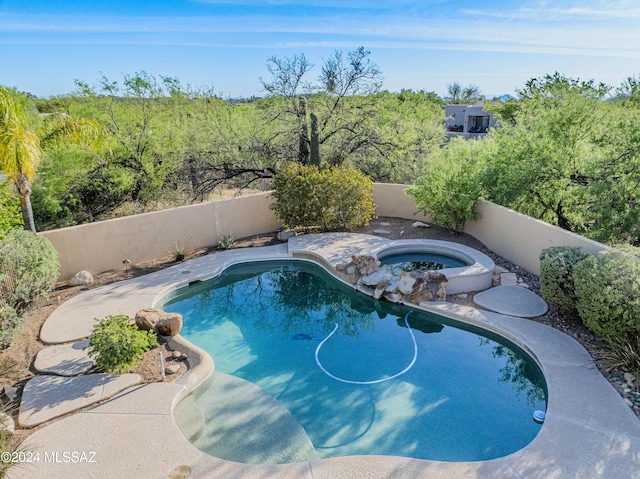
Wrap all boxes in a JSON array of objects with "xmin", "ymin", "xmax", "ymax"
[
  {"xmin": 0, "ymin": 306, "xmax": 21, "ymax": 350},
  {"xmin": 271, "ymin": 163, "xmax": 376, "ymax": 231},
  {"xmin": 539, "ymin": 246, "xmax": 593, "ymax": 311},
  {"xmin": 0, "ymin": 230, "xmax": 60, "ymax": 314},
  {"xmin": 573, "ymin": 246, "xmax": 640, "ymax": 348},
  {"xmin": 86, "ymin": 315, "xmax": 158, "ymax": 374}
]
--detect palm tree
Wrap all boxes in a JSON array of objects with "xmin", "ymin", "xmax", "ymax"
[{"xmin": 0, "ymin": 87, "xmax": 106, "ymax": 231}]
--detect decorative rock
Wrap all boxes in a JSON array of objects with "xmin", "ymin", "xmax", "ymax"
[
  {"xmin": 360, "ymin": 270, "xmax": 393, "ymax": 287},
  {"xmin": 422, "ymin": 271, "xmax": 448, "ymax": 283},
  {"xmin": 436, "ymin": 283, "xmax": 447, "ymax": 301},
  {"xmin": 624, "ymin": 372, "xmax": 636, "ymax": 385},
  {"xmin": 373, "ymin": 229, "xmax": 392, "ymax": 235},
  {"xmin": 493, "ymin": 265, "xmax": 509, "ymax": 274},
  {"xmin": 69, "ymin": 270, "xmax": 93, "ymax": 286},
  {"xmin": 135, "ymin": 308, "xmax": 163, "ymax": 331},
  {"xmin": 379, "ymin": 222, "xmax": 391, "ymax": 227},
  {"xmin": 385, "ymin": 276, "xmax": 400, "ymax": 293},
  {"xmin": 397, "ymin": 272, "xmax": 417, "ymax": 295},
  {"xmin": 412, "ymin": 221, "xmax": 430, "ymax": 228},
  {"xmin": 383, "ymin": 292, "xmax": 403, "ymax": 303},
  {"xmin": 155, "ymin": 312, "xmax": 183, "ymax": 336},
  {"xmin": 165, "ymin": 364, "xmax": 181, "ymax": 375},
  {"xmin": 351, "ymin": 255, "xmax": 380, "ymax": 276},
  {"xmin": 373, "ymin": 282, "xmax": 387, "ymax": 300},
  {"xmin": 277, "ymin": 230, "xmax": 296, "ymax": 241},
  {"xmin": 172, "ymin": 350, "xmax": 183, "ymax": 359}
]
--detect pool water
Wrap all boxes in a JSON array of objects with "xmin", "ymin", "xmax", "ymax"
[
  {"xmin": 163, "ymin": 261, "xmax": 546, "ymax": 463},
  {"xmin": 379, "ymin": 252, "xmax": 468, "ymax": 271}
]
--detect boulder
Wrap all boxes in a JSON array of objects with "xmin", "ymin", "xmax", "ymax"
[
  {"xmin": 165, "ymin": 363, "xmax": 181, "ymax": 375},
  {"xmin": 155, "ymin": 312, "xmax": 183, "ymax": 336},
  {"xmin": 135, "ymin": 308, "xmax": 163, "ymax": 331},
  {"xmin": 360, "ymin": 270, "xmax": 393, "ymax": 287},
  {"xmin": 351, "ymin": 255, "xmax": 380, "ymax": 276},
  {"xmin": 397, "ymin": 272, "xmax": 417, "ymax": 295},
  {"xmin": 70, "ymin": 270, "xmax": 93, "ymax": 286},
  {"xmin": 422, "ymin": 270, "xmax": 448, "ymax": 283}
]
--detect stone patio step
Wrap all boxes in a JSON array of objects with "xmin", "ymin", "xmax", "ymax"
[
  {"xmin": 18, "ymin": 373, "xmax": 140, "ymax": 427},
  {"xmin": 33, "ymin": 339, "xmax": 95, "ymax": 376},
  {"xmin": 473, "ymin": 285, "xmax": 548, "ymax": 318}
]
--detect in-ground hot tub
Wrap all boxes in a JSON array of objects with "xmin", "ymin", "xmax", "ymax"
[{"xmin": 372, "ymin": 240, "xmax": 495, "ymax": 294}]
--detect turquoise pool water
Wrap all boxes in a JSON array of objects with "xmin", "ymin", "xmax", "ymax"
[{"xmin": 163, "ymin": 260, "xmax": 546, "ymax": 463}]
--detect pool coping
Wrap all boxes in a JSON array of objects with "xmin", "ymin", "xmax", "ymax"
[{"xmin": 14, "ymin": 234, "xmax": 640, "ymax": 479}]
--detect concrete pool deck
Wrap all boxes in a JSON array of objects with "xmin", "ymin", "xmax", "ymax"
[{"xmin": 11, "ymin": 233, "xmax": 640, "ymax": 479}]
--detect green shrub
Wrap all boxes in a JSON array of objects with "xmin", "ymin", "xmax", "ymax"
[
  {"xmin": 87, "ymin": 314, "xmax": 159, "ymax": 374},
  {"xmin": 539, "ymin": 246, "xmax": 592, "ymax": 311},
  {"xmin": 406, "ymin": 140, "xmax": 483, "ymax": 232},
  {"xmin": 0, "ymin": 184, "xmax": 23, "ymax": 240},
  {"xmin": 573, "ymin": 246, "xmax": 640, "ymax": 344},
  {"xmin": 218, "ymin": 233, "xmax": 236, "ymax": 250},
  {"xmin": 0, "ymin": 306, "xmax": 21, "ymax": 349},
  {"xmin": 270, "ymin": 163, "xmax": 376, "ymax": 231},
  {"xmin": 0, "ymin": 230, "xmax": 60, "ymax": 314}
]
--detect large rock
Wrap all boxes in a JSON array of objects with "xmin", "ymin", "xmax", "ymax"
[
  {"xmin": 351, "ymin": 254, "xmax": 380, "ymax": 276},
  {"xmin": 397, "ymin": 272, "xmax": 417, "ymax": 295},
  {"xmin": 155, "ymin": 312, "xmax": 183, "ymax": 336},
  {"xmin": 359, "ymin": 270, "xmax": 393, "ymax": 287},
  {"xmin": 70, "ymin": 270, "xmax": 93, "ymax": 286},
  {"xmin": 135, "ymin": 308, "xmax": 163, "ymax": 331}
]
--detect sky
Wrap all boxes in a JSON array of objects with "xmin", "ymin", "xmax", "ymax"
[{"xmin": 1, "ymin": 0, "xmax": 639, "ymax": 99}]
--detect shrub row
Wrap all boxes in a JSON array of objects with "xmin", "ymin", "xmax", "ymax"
[{"xmin": 540, "ymin": 245, "xmax": 640, "ymax": 370}]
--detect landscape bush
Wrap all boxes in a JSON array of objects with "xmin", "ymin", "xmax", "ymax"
[
  {"xmin": 0, "ymin": 230, "xmax": 60, "ymax": 314},
  {"xmin": 573, "ymin": 246, "xmax": 640, "ymax": 350},
  {"xmin": 86, "ymin": 314, "xmax": 158, "ymax": 374},
  {"xmin": 0, "ymin": 306, "xmax": 20, "ymax": 350},
  {"xmin": 407, "ymin": 138, "xmax": 484, "ymax": 232},
  {"xmin": 270, "ymin": 163, "xmax": 376, "ymax": 231},
  {"xmin": 0, "ymin": 184, "xmax": 22, "ymax": 240},
  {"xmin": 539, "ymin": 246, "xmax": 593, "ymax": 311}
]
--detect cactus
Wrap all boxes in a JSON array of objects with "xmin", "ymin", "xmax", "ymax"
[
  {"xmin": 310, "ymin": 112, "xmax": 321, "ymax": 166},
  {"xmin": 298, "ymin": 97, "xmax": 310, "ymax": 164}
]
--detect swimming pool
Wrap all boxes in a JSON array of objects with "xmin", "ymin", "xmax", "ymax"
[{"xmin": 162, "ymin": 260, "xmax": 546, "ymax": 464}]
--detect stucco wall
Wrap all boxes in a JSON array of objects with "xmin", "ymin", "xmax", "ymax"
[
  {"xmin": 42, "ymin": 183, "xmax": 609, "ymax": 281},
  {"xmin": 371, "ymin": 183, "xmax": 609, "ymax": 276},
  {"xmin": 42, "ymin": 192, "xmax": 280, "ymax": 280}
]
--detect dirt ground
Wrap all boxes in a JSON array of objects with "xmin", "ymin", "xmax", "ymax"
[{"xmin": 1, "ymin": 216, "xmax": 637, "ymax": 444}]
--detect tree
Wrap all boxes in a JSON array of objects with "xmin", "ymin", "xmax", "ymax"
[
  {"xmin": 0, "ymin": 87, "xmax": 44, "ymax": 232},
  {"xmin": 0, "ymin": 86, "xmax": 107, "ymax": 231},
  {"xmin": 425, "ymin": 72, "xmax": 640, "ymax": 245},
  {"xmin": 445, "ymin": 82, "xmax": 483, "ymax": 104},
  {"xmin": 193, "ymin": 47, "xmax": 385, "ymax": 198}
]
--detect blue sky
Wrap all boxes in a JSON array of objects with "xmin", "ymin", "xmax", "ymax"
[{"xmin": 1, "ymin": 0, "xmax": 638, "ymax": 99}]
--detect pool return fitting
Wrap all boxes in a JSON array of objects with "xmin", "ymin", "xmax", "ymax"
[{"xmin": 314, "ymin": 311, "xmax": 418, "ymax": 385}]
